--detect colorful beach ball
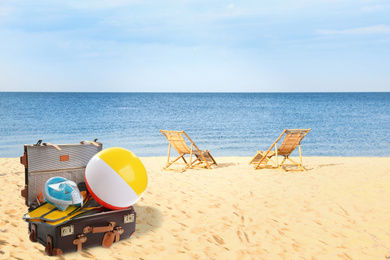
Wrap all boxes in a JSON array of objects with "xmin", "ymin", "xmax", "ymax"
[{"xmin": 85, "ymin": 147, "xmax": 148, "ymax": 210}]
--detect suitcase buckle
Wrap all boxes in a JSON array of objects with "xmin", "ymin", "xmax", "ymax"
[
  {"xmin": 102, "ymin": 226, "xmax": 124, "ymax": 248},
  {"xmin": 73, "ymin": 234, "xmax": 87, "ymax": 252}
]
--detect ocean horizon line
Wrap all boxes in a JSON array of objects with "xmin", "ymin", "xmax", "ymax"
[{"xmin": 1, "ymin": 91, "xmax": 389, "ymax": 94}]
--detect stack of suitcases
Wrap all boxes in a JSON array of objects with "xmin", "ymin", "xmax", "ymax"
[{"xmin": 20, "ymin": 140, "xmax": 136, "ymax": 256}]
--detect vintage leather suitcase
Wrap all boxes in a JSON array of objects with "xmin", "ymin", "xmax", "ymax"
[{"xmin": 20, "ymin": 140, "xmax": 137, "ymax": 256}]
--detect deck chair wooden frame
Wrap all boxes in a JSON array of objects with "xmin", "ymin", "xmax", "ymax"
[
  {"xmin": 160, "ymin": 130, "xmax": 217, "ymax": 172},
  {"xmin": 249, "ymin": 129, "xmax": 311, "ymax": 171}
]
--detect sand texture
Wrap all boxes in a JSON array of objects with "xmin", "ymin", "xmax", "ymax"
[{"xmin": 0, "ymin": 156, "xmax": 390, "ymax": 259}]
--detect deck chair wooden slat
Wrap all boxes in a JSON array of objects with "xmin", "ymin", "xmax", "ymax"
[
  {"xmin": 249, "ymin": 129, "xmax": 311, "ymax": 171},
  {"xmin": 167, "ymin": 133, "xmax": 192, "ymax": 154},
  {"xmin": 160, "ymin": 130, "xmax": 217, "ymax": 172},
  {"xmin": 278, "ymin": 132, "xmax": 303, "ymax": 155}
]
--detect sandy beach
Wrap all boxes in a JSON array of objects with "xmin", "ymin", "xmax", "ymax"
[{"xmin": 1, "ymin": 156, "xmax": 390, "ymax": 259}]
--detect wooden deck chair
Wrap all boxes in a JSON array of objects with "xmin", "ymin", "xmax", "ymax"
[
  {"xmin": 160, "ymin": 130, "xmax": 217, "ymax": 172},
  {"xmin": 249, "ymin": 129, "xmax": 311, "ymax": 171}
]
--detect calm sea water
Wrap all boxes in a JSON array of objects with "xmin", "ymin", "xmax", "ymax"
[{"xmin": 0, "ymin": 92, "xmax": 389, "ymax": 158}]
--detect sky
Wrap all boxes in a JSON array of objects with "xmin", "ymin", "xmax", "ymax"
[{"xmin": 0, "ymin": 0, "xmax": 389, "ymax": 92}]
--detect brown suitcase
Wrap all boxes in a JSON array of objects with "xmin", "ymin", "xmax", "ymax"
[{"xmin": 20, "ymin": 140, "xmax": 136, "ymax": 256}]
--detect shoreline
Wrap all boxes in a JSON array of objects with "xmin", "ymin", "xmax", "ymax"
[{"xmin": 1, "ymin": 156, "xmax": 389, "ymax": 259}]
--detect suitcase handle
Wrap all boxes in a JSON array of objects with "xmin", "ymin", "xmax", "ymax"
[
  {"xmin": 80, "ymin": 140, "xmax": 100, "ymax": 147},
  {"xmin": 83, "ymin": 222, "xmax": 116, "ymax": 234},
  {"xmin": 43, "ymin": 142, "xmax": 62, "ymax": 151}
]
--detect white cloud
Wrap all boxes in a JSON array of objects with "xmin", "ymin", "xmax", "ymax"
[
  {"xmin": 378, "ymin": 37, "xmax": 390, "ymax": 43},
  {"xmin": 227, "ymin": 4, "xmax": 235, "ymax": 9},
  {"xmin": 0, "ymin": 6, "xmax": 12, "ymax": 19},
  {"xmin": 0, "ymin": 7, "xmax": 9, "ymax": 15},
  {"xmin": 361, "ymin": 4, "xmax": 390, "ymax": 13},
  {"xmin": 317, "ymin": 25, "xmax": 390, "ymax": 35},
  {"xmin": 68, "ymin": 0, "xmax": 137, "ymax": 10}
]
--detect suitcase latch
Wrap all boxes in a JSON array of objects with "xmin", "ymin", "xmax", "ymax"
[
  {"xmin": 61, "ymin": 225, "xmax": 74, "ymax": 237},
  {"xmin": 124, "ymin": 213, "xmax": 135, "ymax": 224}
]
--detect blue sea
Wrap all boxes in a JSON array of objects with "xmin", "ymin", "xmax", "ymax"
[{"xmin": 0, "ymin": 92, "xmax": 389, "ymax": 158}]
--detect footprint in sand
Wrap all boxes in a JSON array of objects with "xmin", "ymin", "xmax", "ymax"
[
  {"xmin": 237, "ymin": 230, "xmax": 244, "ymax": 242},
  {"xmin": 212, "ymin": 235, "xmax": 225, "ymax": 245},
  {"xmin": 0, "ymin": 239, "xmax": 9, "ymax": 246},
  {"xmin": 5, "ymin": 209, "xmax": 17, "ymax": 214},
  {"xmin": 292, "ymin": 242, "xmax": 300, "ymax": 252},
  {"xmin": 238, "ymin": 229, "xmax": 250, "ymax": 243}
]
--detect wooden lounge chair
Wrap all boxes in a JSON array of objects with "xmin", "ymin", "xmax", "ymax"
[
  {"xmin": 160, "ymin": 130, "xmax": 217, "ymax": 172},
  {"xmin": 249, "ymin": 129, "xmax": 311, "ymax": 171}
]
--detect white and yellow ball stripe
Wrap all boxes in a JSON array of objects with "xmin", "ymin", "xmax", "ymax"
[{"xmin": 85, "ymin": 147, "xmax": 148, "ymax": 210}]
